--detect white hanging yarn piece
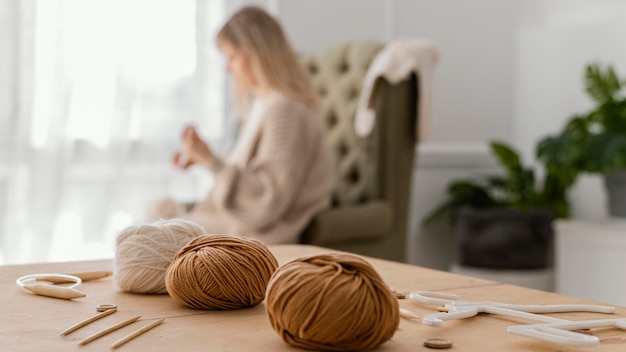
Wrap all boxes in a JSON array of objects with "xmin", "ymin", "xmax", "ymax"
[
  {"xmin": 354, "ymin": 38, "xmax": 439, "ymax": 141},
  {"xmin": 114, "ymin": 219, "xmax": 206, "ymax": 294}
]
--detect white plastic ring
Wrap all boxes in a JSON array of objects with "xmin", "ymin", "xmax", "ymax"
[{"xmin": 16, "ymin": 273, "xmax": 82, "ymax": 289}]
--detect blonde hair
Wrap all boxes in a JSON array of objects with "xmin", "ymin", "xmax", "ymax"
[{"xmin": 217, "ymin": 6, "xmax": 319, "ymax": 113}]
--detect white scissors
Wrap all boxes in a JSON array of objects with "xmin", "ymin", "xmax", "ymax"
[{"xmin": 408, "ymin": 291, "xmax": 625, "ymax": 346}]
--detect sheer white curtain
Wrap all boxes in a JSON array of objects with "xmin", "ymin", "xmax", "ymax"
[{"xmin": 0, "ymin": 0, "xmax": 227, "ymax": 264}]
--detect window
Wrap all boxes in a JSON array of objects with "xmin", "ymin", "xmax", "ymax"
[{"xmin": 0, "ymin": 0, "xmax": 226, "ymax": 264}]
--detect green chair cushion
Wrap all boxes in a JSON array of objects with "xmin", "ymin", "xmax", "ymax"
[{"xmin": 302, "ymin": 200, "xmax": 392, "ymax": 245}]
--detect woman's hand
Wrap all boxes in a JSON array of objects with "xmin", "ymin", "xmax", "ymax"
[{"xmin": 172, "ymin": 125, "xmax": 213, "ymax": 169}]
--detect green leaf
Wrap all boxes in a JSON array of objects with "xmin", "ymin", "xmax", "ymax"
[
  {"xmin": 448, "ymin": 181, "xmax": 495, "ymax": 207},
  {"xmin": 485, "ymin": 176, "xmax": 506, "ymax": 189},
  {"xmin": 585, "ymin": 133, "xmax": 626, "ymax": 172},
  {"xmin": 541, "ymin": 172, "xmax": 570, "ymax": 218},
  {"xmin": 598, "ymin": 100, "xmax": 626, "ymax": 133},
  {"xmin": 421, "ymin": 198, "xmax": 460, "ymax": 226},
  {"xmin": 536, "ymin": 122, "xmax": 589, "ymax": 175},
  {"xmin": 585, "ymin": 63, "xmax": 621, "ymax": 104},
  {"xmin": 421, "ymin": 180, "xmax": 498, "ymax": 226},
  {"xmin": 490, "ymin": 141, "xmax": 522, "ymax": 171}
]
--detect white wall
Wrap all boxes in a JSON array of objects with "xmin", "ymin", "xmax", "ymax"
[
  {"xmin": 394, "ymin": 0, "xmax": 518, "ymax": 146},
  {"xmin": 279, "ymin": 0, "xmax": 389, "ymax": 53},
  {"xmin": 276, "ymin": 0, "xmax": 518, "ymax": 147}
]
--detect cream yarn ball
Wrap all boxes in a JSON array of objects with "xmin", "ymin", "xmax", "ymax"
[{"xmin": 114, "ymin": 218, "xmax": 206, "ymax": 294}]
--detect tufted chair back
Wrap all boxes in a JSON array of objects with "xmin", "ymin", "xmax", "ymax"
[
  {"xmin": 300, "ymin": 42, "xmax": 418, "ymax": 262},
  {"xmin": 304, "ymin": 43, "xmax": 382, "ymax": 207}
]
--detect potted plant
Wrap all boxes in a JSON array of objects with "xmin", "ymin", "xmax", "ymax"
[
  {"xmin": 423, "ymin": 141, "xmax": 573, "ymax": 269},
  {"xmin": 537, "ymin": 62, "xmax": 626, "ymax": 216}
]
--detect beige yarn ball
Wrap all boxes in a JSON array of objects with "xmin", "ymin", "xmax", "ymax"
[
  {"xmin": 165, "ymin": 234, "xmax": 278, "ymax": 310},
  {"xmin": 114, "ymin": 219, "xmax": 206, "ymax": 294},
  {"xmin": 265, "ymin": 252, "xmax": 400, "ymax": 351}
]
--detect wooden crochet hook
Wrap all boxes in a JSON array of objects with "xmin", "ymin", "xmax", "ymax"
[
  {"xmin": 60, "ymin": 306, "xmax": 118, "ymax": 336},
  {"xmin": 23, "ymin": 284, "xmax": 86, "ymax": 300},
  {"xmin": 111, "ymin": 319, "xmax": 164, "ymax": 349},
  {"xmin": 79, "ymin": 316, "xmax": 141, "ymax": 346},
  {"xmin": 36, "ymin": 271, "xmax": 113, "ymax": 284}
]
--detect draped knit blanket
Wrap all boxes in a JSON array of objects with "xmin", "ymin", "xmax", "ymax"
[{"xmin": 354, "ymin": 38, "xmax": 440, "ymax": 142}]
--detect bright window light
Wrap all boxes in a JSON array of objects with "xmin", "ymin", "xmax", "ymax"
[{"xmin": 31, "ymin": 0, "xmax": 197, "ymax": 149}]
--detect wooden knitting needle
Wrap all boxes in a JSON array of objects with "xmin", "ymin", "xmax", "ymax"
[
  {"xmin": 79, "ymin": 316, "xmax": 141, "ymax": 346},
  {"xmin": 37, "ymin": 271, "xmax": 113, "ymax": 284},
  {"xmin": 110, "ymin": 318, "xmax": 164, "ymax": 349},
  {"xmin": 60, "ymin": 307, "xmax": 117, "ymax": 336},
  {"xmin": 23, "ymin": 284, "xmax": 86, "ymax": 300}
]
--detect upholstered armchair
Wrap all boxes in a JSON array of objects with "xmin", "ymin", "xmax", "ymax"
[{"xmin": 300, "ymin": 42, "xmax": 418, "ymax": 262}]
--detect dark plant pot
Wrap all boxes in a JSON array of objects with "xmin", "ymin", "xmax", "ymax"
[
  {"xmin": 604, "ymin": 169, "xmax": 626, "ymax": 217},
  {"xmin": 455, "ymin": 207, "xmax": 554, "ymax": 269}
]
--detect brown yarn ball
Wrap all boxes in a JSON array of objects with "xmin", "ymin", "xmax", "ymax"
[
  {"xmin": 265, "ymin": 252, "xmax": 400, "ymax": 351},
  {"xmin": 165, "ymin": 234, "xmax": 278, "ymax": 310}
]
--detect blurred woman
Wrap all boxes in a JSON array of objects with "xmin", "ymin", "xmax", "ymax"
[{"xmin": 155, "ymin": 6, "xmax": 332, "ymax": 244}]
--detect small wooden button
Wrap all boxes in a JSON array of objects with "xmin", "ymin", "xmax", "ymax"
[{"xmin": 424, "ymin": 338, "xmax": 453, "ymax": 349}]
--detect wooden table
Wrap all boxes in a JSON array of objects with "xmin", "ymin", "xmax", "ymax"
[{"xmin": 2, "ymin": 244, "xmax": 625, "ymax": 351}]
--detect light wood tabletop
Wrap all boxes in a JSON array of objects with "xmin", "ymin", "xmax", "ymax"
[{"xmin": 2, "ymin": 244, "xmax": 625, "ymax": 351}]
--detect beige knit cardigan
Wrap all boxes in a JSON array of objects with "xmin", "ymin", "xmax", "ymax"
[{"xmin": 185, "ymin": 93, "xmax": 332, "ymax": 244}]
